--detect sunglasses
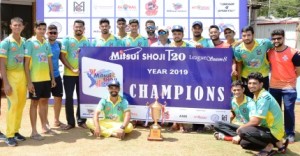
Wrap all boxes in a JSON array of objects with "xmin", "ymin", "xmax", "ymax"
[
  {"xmin": 158, "ymin": 31, "xmax": 167, "ymax": 36},
  {"xmin": 271, "ymin": 37, "xmax": 282, "ymax": 41},
  {"xmin": 49, "ymin": 32, "xmax": 58, "ymax": 35},
  {"xmin": 146, "ymin": 26, "xmax": 156, "ymax": 30}
]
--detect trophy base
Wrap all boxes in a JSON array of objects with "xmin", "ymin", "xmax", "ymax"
[
  {"xmin": 147, "ymin": 135, "xmax": 163, "ymax": 141},
  {"xmin": 147, "ymin": 128, "xmax": 163, "ymax": 141}
]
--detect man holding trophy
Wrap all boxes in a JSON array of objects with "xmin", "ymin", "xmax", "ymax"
[{"xmin": 87, "ymin": 80, "xmax": 133, "ymax": 139}]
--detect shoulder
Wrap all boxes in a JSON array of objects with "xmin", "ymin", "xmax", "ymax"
[{"xmin": 258, "ymin": 91, "xmax": 272, "ymax": 101}]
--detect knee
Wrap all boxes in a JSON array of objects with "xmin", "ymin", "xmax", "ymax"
[
  {"xmin": 125, "ymin": 123, "xmax": 133, "ymax": 133},
  {"xmin": 237, "ymin": 127, "xmax": 248, "ymax": 138}
]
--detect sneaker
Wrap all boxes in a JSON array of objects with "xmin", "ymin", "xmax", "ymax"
[
  {"xmin": 5, "ymin": 137, "xmax": 17, "ymax": 147},
  {"xmin": 0, "ymin": 132, "xmax": 6, "ymax": 140},
  {"xmin": 286, "ymin": 135, "xmax": 295, "ymax": 144},
  {"xmin": 213, "ymin": 132, "xmax": 225, "ymax": 140},
  {"xmin": 14, "ymin": 133, "xmax": 26, "ymax": 141}
]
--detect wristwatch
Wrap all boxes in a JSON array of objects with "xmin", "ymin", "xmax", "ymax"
[{"xmin": 120, "ymin": 125, "xmax": 125, "ymax": 129}]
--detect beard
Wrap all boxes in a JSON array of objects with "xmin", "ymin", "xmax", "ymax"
[
  {"xmin": 48, "ymin": 38, "xmax": 56, "ymax": 42},
  {"xmin": 193, "ymin": 34, "xmax": 201, "ymax": 38},
  {"xmin": 102, "ymin": 30, "xmax": 109, "ymax": 34},
  {"xmin": 75, "ymin": 30, "xmax": 83, "ymax": 36},
  {"xmin": 110, "ymin": 91, "xmax": 118, "ymax": 97},
  {"xmin": 147, "ymin": 31, "xmax": 155, "ymax": 36},
  {"xmin": 274, "ymin": 43, "xmax": 283, "ymax": 48}
]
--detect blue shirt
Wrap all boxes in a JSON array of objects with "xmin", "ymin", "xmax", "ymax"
[{"xmin": 50, "ymin": 41, "xmax": 61, "ymax": 78}]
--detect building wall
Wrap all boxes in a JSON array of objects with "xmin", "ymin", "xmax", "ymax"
[{"xmin": 256, "ymin": 23, "xmax": 299, "ymax": 48}]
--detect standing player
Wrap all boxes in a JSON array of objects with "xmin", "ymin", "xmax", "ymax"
[
  {"xmin": 208, "ymin": 25, "xmax": 230, "ymax": 48},
  {"xmin": 60, "ymin": 20, "xmax": 90, "ymax": 130},
  {"xmin": 47, "ymin": 24, "xmax": 67, "ymax": 128},
  {"xmin": 25, "ymin": 21, "xmax": 56, "ymax": 140},
  {"xmin": 223, "ymin": 25, "xmax": 239, "ymax": 47},
  {"xmin": 122, "ymin": 19, "xmax": 148, "ymax": 47},
  {"xmin": 151, "ymin": 26, "xmax": 171, "ymax": 47},
  {"xmin": 234, "ymin": 26, "xmax": 273, "ymax": 97},
  {"xmin": 116, "ymin": 18, "xmax": 127, "ymax": 39},
  {"xmin": 145, "ymin": 20, "xmax": 158, "ymax": 46},
  {"xmin": 170, "ymin": 25, "xmax": 193, "ymax": 47},
  {"xmin": 0, "ymin": 17, "xmax": 27, "ymax": 146},
  {"xmin": 268, "ymin": 29, "xmax": 300, "ymax": 143},
  {"xmin": 92, "ymin": 18, "xmax": 121, "ymax": 47},
  {"xmin": 189, "ymin": 21, "xmax": 212, "ymax": 48}
]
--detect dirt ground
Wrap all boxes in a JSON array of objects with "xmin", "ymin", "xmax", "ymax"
[{"xmin": 0, "ymin": 99, "xmax": 299, "ymax": 156}]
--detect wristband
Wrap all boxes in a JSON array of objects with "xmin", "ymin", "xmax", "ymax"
[{"xmin": 120, "ymin": 125, "xmax": 125, "ymax": 129}]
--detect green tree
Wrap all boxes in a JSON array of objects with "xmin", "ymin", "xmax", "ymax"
[{"xmin": 257, "ymin": 0, "xmax": 300, "ymax": 18}]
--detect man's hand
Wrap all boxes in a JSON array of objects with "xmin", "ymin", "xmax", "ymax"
[
  {"xmin": 231, "ymin": 70, "xmax": 238, "ymax": 76},
  {"xmin": 195, "ymin": 44, "xmax": 203, "ymax": 48},
  {"xmin": 27, "ymin": 82, "xmax": 35, "ymax": 93},
  {"xmin": 232, "ymin": 135, "xmax": 241, "ymax": 144},
  {"xmin": 51, "ymin": 79, "xmax": 56, "ymax": 88},
  {"xmin": 72, "ymin": 68, "xmax": 79, "ymax": 74},
  {"xmin": 116, "ymin": 128, "xmax": 125, "ymax": 140},
  {"xmin": 94, "ymin": 126, "xmax": 101, "ymax": 137},
  {"xmin": 4, "ymin": 83, "xmax": 12, "ymax": 96}
]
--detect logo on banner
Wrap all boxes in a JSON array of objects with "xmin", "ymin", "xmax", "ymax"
[
  {"xmin": 218, "ymin": 23, "xmax": 235, "ymax": 33},
  {"xmin": 118, "ymin": 4, "xmax": 137, "ymax": 11},
  {"xmin": 166, "ymin": 3, "xmax": 186, "ymax": 13},
  {"xmin": 47, "ymin": 2, "xmax": 63, "ymax": 12},
  {"xmin": 217, "ymin": 2, "xmax": 236, "ymax": 13},
  {"xmin": 191, "ymin": 5, "xmax": 210, "ymax": 10},
  {"xmin": 85, "ymin": 69, "xmax": 117, "ymax": 88},
  {"xmin": 50, "ymin": 22, "xmax": 62, "ymax": 33},
  {"xmin": 221, "ymin": 115, "xmax": 228, "ymax": 121},
  {"xmin": 210, "ymin": 114, "xmax": 219, "ymax": 122},
  {"xmin": 145, "ymin": 0, "xmax": 158, "ymax": 16},
  {"xmin": 93, "ymin": 5, "xmax": 113, "ymax": 10},
  {"xmin": 74, "ymin": 1, "xmax": 85, "ymax": 13}
]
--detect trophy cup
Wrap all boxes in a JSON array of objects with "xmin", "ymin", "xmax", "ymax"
[{"xmin": 147, "ymin": 97, "xmax": 164, "ymax": 141}]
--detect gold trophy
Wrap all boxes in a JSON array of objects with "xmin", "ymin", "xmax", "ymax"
[{"xmin": 147, "ymin": 97, "xmax": 165, "ymax": 141}]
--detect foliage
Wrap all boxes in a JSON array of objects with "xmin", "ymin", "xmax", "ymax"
[{"xmin": 256, "ymin": 0, "xmax": 300, "ymax": 18}]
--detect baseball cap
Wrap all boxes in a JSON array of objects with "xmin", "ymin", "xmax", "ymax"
[
  {"xmin": 158, "ymin": 26, "xmax": 169, "ymax": 33},
  {"xmin": 192, "ymin": 21, "xmax": 203, "ymax": 28},
  {"xmin": 108, "ymin": 80, "xmax": 120, "ymax": 87},
  {"xmin": 171, "ymin": 25, "xmax": 184, "ymax": 32},
  {"xmin": 224, "ymin": 25, "xmax": 235, "ymax": 32}
]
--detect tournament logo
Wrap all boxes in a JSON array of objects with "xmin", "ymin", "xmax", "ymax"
[
  {"xmin": 85, "ymin": 69, "xmax": 117, "ymax": 88},
  {"xmin": 47, "ymin": 2, "xmax": 63, "ymax": 12},
  {"xmin": 248, "ymin": 59, "xmax": 260, "ymax": 67},
  {"xmin": 210, "ymin": 114, "xmax": 219, "ymax": 122},
  {"xmin": 50, "ymin": 22, "xmax": 62, "ymax": 33},
  {"xmin": 282, "ymin": 55, "xmax": 288, "ymax": 61},
  {"xmin": 145, "ymin": 0, "xmax": 158, "ymax": 16},
  {"xmin": 73, "ymin": 1, "xmax": 85, "ymax": 13},
  {"xmin": 118, "ymin": 4, "xmax": 137, "ymax": 11},
  {"xmin": 217, "ymin": 2, "xmax": 236, "ymax": 13},
  {"xmin": 0, "ymin": 48, "xmax": 7, "ymax": 54},
  {"xmin": 72, "ymin": 51, "xmax": 79, "ymax": 59},
  {"xmin": 14, "ymin": 54, "xmax": 24, "ymax": 63},
  {"xmin": 166, "ymin": 3, "xmax": 186, "ymax": 13},
  {"xmin": 256, "ymin": 49, "xmax": 262, "ymax": 55},
  {"xmin": 11, "ymin": 46, "xmax": 17, "ymax": 52},
  {"xmin": 173, "ymin": 3, "xmax": 182, "ymax": 10},
  {"xmin": 191, "ymin": 5, "xmax": 210, "ymax": 10},
  {"xmin": 218, "ymin": 23, "xmax": 235, "ymax": 33},
  {"xmin": 37, "ymin": 53, "xmax": 48, "ymax": 63},
  {"xmin": 34, "ymin": 44, "xmax": 39, "ymax": 49}
]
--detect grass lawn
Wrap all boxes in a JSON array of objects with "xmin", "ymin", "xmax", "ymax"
[{"xmin": 0, "ymin": 99, "xmax": 299, "ymax": 156}]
